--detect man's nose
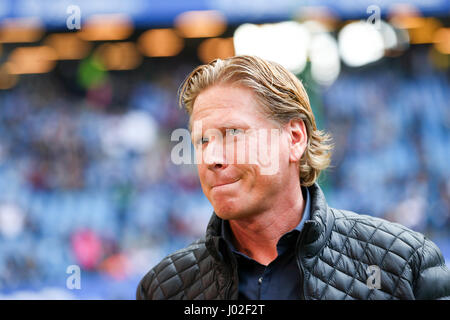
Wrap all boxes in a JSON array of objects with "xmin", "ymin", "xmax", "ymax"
[{"xmin": 203, "ymin": 140, "xmax": 228, "ymax": 171}]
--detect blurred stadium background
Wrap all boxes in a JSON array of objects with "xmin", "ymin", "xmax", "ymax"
[{"xmin": 0, "ymin": 0, "xmax": 449, "ymax": 299}]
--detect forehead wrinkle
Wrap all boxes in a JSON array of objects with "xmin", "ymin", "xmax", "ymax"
[
  {"xmin": 190, "ymin": 102, "xmax": 233, "ymax": 132},
  {"xmin": 188, "ymin": 85, "xmax": 269, "ymax": 132}
]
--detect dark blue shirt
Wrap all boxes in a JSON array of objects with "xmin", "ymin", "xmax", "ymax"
[{"xmin": 221, "ymin": 186, "xmax": 311, "ymax": 300}]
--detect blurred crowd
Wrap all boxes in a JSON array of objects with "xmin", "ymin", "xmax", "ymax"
[
  {"xmin": 322, "ymin": 48, "xmax": 450, "ymax": 234},
  {"xmin": 0, "ymin": 47, "xmax": 448, "ymax": 299}
]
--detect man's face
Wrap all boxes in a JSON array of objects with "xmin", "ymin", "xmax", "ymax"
[{"xmin": 191, "ymin": 84, "xmax": 293, "ymax": 221}]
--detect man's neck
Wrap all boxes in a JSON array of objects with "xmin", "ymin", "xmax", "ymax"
[{"xmin": 228, "ymin": 183, "xmax": 306, "ymax": 266}]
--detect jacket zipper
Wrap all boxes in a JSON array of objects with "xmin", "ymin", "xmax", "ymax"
[
  {"xmin": 224, "ymin": 242, "xmax": 238, "ymax": 300},
  {"xmin": 225, "ymin": 277, "xmax": 233, "ymax": 299},
  {"xmin": 295, "ymin": 226, "xmax": 308, "ymax": 300}
]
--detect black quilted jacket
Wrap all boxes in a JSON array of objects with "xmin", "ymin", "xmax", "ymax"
[{"xmin": 136, "ymin": 183, "xmax": 450, "ymax": 300}]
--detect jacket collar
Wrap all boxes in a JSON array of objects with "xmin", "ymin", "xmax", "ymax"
[
  {"xmin": 204, "ymin": 182, "xmax": 335, "ymax": 262},
  {"xmin": 301, "ymin": 182, "xmax": 335, "ymax": 257}
]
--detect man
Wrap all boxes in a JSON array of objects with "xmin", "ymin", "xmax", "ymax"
[{"xmin": 137, "ymin": 55, "xmax": 450, "ymax": 300}]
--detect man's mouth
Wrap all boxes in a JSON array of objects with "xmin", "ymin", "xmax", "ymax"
[{"xmin": 211, "ymin": 179, "xmax": 240, "ymax": 189}]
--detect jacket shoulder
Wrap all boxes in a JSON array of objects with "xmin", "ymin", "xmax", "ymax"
[
  {"xmin": 136, "ymin": 238, "xmax": 217, "ymax": 300},
  {"xmin": 328, "ymin": 208, "xmax": 450, "ymax": 299},
  {"xmin": 331, "ymin": 208, "xmax": 426, "ymax": 251}
]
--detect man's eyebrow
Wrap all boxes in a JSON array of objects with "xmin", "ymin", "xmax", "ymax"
[
  {"xmin": 189, "ymin": 120, "xmax": 250, "ymax": 135},
  {"xmin": 218, "ymin": 121, "xmax": 250, "ymax": 130}
]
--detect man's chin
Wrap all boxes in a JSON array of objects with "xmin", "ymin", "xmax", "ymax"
[
  {"xmin": 213, "ymin": 203, "xmax": 253, "ymax": 221},
  {"xmin": 213, "ymin": 203, "xmax": 240, "ymax": 220},
  {"xmin": 214, "ymin": 208, "xmax": 237, "ymax": 221}
]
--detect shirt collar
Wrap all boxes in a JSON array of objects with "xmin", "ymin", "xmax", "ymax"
[{"xmin": 295, "ymin": 185, "xmax": 310, "ymax": 232}]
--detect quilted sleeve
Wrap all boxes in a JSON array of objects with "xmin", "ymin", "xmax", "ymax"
[
  {"xmin": 136, "ymin": 269, "xmax": 156, "ymax": 300},
  {"xmin": 413, "ymin": 237, "xmax": 450, "ymax": 300}
]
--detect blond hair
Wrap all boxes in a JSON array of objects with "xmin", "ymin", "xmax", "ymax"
[{"xmin": 178, "ymin": 55, "xmax": 333, "ymax": 187}]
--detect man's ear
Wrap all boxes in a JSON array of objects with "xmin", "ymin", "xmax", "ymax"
[{"xmin": 287, "ymin": 119, "xmax": 308, "ymax": 163}]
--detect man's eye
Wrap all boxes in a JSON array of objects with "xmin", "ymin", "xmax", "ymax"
[
  {"xmin": 196, "ymin": 137, "xmax": 209, "ymax": 145},
  {"xmin": 227, "ymin": 129, "xmax": 242, "ymax": 136}
]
